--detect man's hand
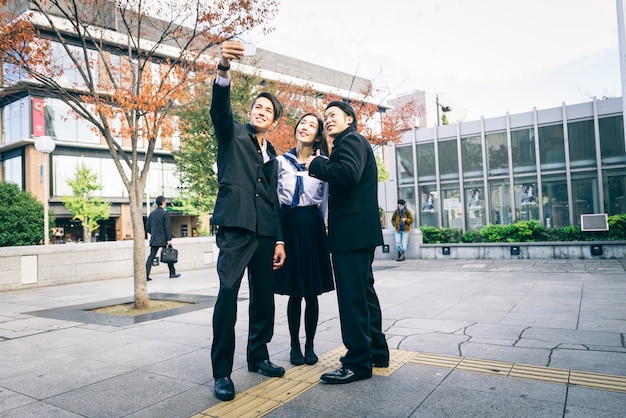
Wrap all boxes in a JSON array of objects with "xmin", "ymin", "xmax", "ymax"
[
  {"xmin": 219, "ymin": 41, "xmax": 245, "ymax": 63},
  {"xmin": 304, "ymin": 149, "xmax": 320, "ymax": 170},
  {"xmin": 273, "ymin": 243, "xmax": 286, "ymax": 270}
]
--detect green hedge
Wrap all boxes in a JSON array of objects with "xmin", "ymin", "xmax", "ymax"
[{"xmin": 420, "ymin": 214, "xmax": 626, "ymax": 244}]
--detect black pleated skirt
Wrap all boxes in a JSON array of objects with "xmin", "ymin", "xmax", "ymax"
[{"xmin": 274, "ymin": 205, "xmax": 334, "ymax": 297}]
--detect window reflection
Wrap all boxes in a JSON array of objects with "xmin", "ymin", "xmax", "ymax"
[
  {"xmin": 441, "ymin": 188, "xmax": 462, "ymax": 228},
  {"xmin": 514, "ymin": 181, "xmax": 539, "ymax": 222},
  {"xmin": 539, "ymin": 125, "xmax": 565, "ymax": 169},
  {"xmin": 461, "ymin": 135, "xmax": 482, "ymax": 178},
  {"xmin": 396, "ymin": 146, "xmax": 414, "ymax": 185},
  {"xmin": 417, "ymin": 143, "xmax": 435, "ymax": 182},
  {"xmin": 489, "ymin": 180, "xmax": 512, "ymax": 225},
  {"xmin": 599, "ymin": 115, "xmax": 626, "ymax": 164},
  {"xmin": 438, "ymin": 139, "xmax": 458, "ymax": 180},
  {"xmin": 511, "ymin": 128, "xmax": 536, "ymax": 173},
  {"xmin": 486, "ymin": 131, "xmax": 508, "ymax": 176},
  {"xmin": 604, "ymin": 170, "xmax": 626, "ymax": 216},
  {"xmin": 542, "ymin": 178, "xmax": 569, "ymax": 228},
  {"xmin": 420, "ymin": 186, "xmax": 438, "ymax": 227},
  {"xmin": 567, "ymin": 119, "xmax": 596, "ymax": 168},
  {"xmin": 464, "ymin": 183, "xmax": 485, "ymax": 230}
]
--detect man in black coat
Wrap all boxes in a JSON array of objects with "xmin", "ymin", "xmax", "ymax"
[
  {"xmin": 145, "ymin": 195, "xmax": 180, "ymax": 280},
  {"xmin": 210, "ymin": 41, "xmax": 286, "ymax": 402},
  {"xmin": 307, "ymin": 101, "xmax": 389, "ymax": 384}
]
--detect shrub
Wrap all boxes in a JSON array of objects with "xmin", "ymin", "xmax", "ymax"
[
  {"xmin": 420, "ymin": 226, "xmax": 446, "ymax": 243},
  {"xmin": 417, "ymin": 214, "xmax": 626, "ymax": 244},
  {"xmin": 0, "ymin": 182, "xmax": 48, "ymax": 246}
]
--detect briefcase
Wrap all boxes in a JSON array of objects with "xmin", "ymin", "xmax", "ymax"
[{"xmin": 160, "ymin": 245, "xmax": 178, "ymax": 263}]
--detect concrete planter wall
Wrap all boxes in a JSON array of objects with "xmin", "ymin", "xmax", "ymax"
[
  {"xmin": 375, "ymin": 229, "xmax": 625, "ymax": 260},
  {"xmin": 1, "ymin": 232, "xmax": 622, "ymax": 292},
  {"xmin": 0, "ymin": 237, "xmax": 217, "ymax": 292}
]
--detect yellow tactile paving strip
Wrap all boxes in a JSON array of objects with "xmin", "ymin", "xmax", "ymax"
[{"xmin": 194, "ymin": 347, "xmax": 626, "ymax": 417}]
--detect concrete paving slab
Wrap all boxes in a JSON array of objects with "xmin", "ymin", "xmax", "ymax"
[{"xmin": 1, "ymin": 259, "xmax": 626, "ymax": 417}]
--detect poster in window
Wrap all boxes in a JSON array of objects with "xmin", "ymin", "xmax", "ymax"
[
  {"xmin": 422, "ymin": 193, "xmax": 434, "ymax": 212},
  {"xmin": 468, "ymin": 189, "xmax": 482, "ymax": 208},
  {"xmin": 521, "ymin": 184, "xmax": 536, "ymax": 205}
]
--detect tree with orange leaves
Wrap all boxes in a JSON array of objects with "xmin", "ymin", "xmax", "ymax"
[
  {"xmin": 174, "ymin": 69, "xmax": 417, "ymax": 232},
  {"xmin": 260, "ymin": 79, "xmax": 419, "ymax": 155},
  {"xmin": 0, "ymin": 0, "xmax": 278, "ymax": 308}
]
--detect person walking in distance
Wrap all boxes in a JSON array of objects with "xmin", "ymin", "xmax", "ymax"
[
  {"xmin": 274, "ymin": 113, "xmax": 334, "ymax": 366},
  {"xmin": 306, "ymin": 101, "xmax": 389, "ymax": 384},
  {"xmin": 391, "ymin": 199, "xmax": 413, "ymax": 261},
  {"xmin": 210, "ymin": 40, "xmax": 286, "ymax": 402},
  {"xmin": 145, "ymin": 195, "xmax": 180, "ymax": 281}
]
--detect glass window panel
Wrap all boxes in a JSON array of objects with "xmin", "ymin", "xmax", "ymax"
[
  {"xmin": 538, "ymin": 124, "xmax": 565, "ymax": 170},
  {"xmin": 511, "ymin": 128, "xmax": 536, "ymax": 173},
  {"xmin": 514, "ymin": 180, "xmax": 539, "ymax": 222},
  {"xmin": 488, "ymin": 180, "xmax": 512, "ymax": 225},
  {"xmin": 3, "ymin": 62, "xmax": 28, "ymax": 85},
  {"xmin": 3, "ymin": 155, "xmax": 23, "ymax": 189},
  {"xmin": 53, "ymin": 155, "xmax": 127, "ymax": 197},
  {"xmin": 53, "ymin": 155, "xmax": 80, "ymax": 196},
  {"xmin": 571, "ymin": 176, "xmax": 599, "ymax": 226},
  {"xmin": 100, "ymin": 158, "xmax": 126, "ymax": 197},
  {"xmin": 417, "ymin": 143, "xmax": 436, "ymax": 183},
  {"xmin": 441, "ymin": 187, "xmax": 462, "ymax": 229},
  {"xmin": 567, "ymin": 119, "xmax": 596, "ymax": 168},
  {"xmin": 44, "ymin": 98, "xmax": 98, "ymax": 143},
  {"xmin": 45, "ymin": 98, "xmax": 75, "ymax": 140},
  {"xmin": 486, "ymin": 131, "xmax": 508, "ymax": 176},
  {"xmin": 3, "ymin": 97, "xmax": 30, "ymax": 144},
  {"xmin": 419, "ymin": 185, "xmax": 438, "ymax": 227},
  {"xmin": 438, "ymin": 139, "xmax": 458, "ymax": 180},
  {"xmin": 603, "ymin": 169, "xmax": 626, "ymax": 216},
  {"xmin": 396, "ymin": 145, "xmax": 415, "ymax": 185},
  {"xmin": 541, "ymin": 177, "xmax": 569, "ymax": 228},
  {"xmin": 599, "ymin": 115, "xmax": 626, "ymax": 165},
  {"xmin": 464, "ymin": 183, "xmax": 485, "ymax": 230},
  {"xmin": 461, "ymin": 135, "xmax": 482, "ymax": 178}
]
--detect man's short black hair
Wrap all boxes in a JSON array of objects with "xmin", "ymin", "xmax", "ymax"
[
  {"xmin": 156, "ymin": 196, "xmax": 166, "ymax": 206},
  {"xmin": 325, "ymin": 101, "xmax": 357, "ymax": 129},
  {"xmin": 253, "ymin": 92, "xmax": 283, "ymax": 121},
  {"xmin": 397, "ymin": 199, "xmax": 406, "ymax": 205}
]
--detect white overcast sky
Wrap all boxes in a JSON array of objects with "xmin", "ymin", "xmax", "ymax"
[{"xmin": 249, "ymin": 0, "xmax": 621, "ymax": 120}]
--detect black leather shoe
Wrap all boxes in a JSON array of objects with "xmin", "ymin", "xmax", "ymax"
[
  {"xmin": 248, "ymin": 360, "xmax": 285, "ymax": 377},
  {"xmin": 169, "ymin": 273, "xmax": 181, "ymax": 278},
  {"xmin": 146, "ymin": 277, "xmax": 152, "ymax": 281},
  {"xmin": 214, "ymin": 377, "xmax": 235, "ymax": 401},
  {"xmin": 320, "ymin": 367, "xmax": 370, "ymax": 384}
]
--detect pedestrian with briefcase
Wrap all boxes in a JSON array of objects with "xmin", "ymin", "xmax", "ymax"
[{"xmin": 145, "ymin": 195, "xmax": 181, "ymax": 280}]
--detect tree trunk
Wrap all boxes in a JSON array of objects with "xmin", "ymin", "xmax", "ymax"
[
  {"xmin": 83, "ymin": 225, "xmax": 90, "ymax": 243},
  {"xmin": 130, "ymin": 193, "xmax": 149, "ymax": 309}
]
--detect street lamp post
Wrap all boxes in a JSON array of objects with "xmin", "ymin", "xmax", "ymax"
[
  {"xmin": 34, "ymin": 136, "xmax": 56, "ymax": 245},
  {"xmin": 436, "ymin": 94, "xmax": 452, "ymax": 126}
]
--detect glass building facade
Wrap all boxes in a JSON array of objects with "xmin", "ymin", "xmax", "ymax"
[{"xmin": 395, "ymin": 98, "xmax": 626, "ymax": 230}]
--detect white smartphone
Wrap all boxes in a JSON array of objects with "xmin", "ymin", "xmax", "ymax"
[{"xmin": 242, "ymin": 42, "xmax": 256, "ymax": 57}]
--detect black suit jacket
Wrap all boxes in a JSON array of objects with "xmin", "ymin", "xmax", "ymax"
[
  {"xmin": 309, "ymin": 125, "xmax": 383, "ymax": 252},
  {"xmin": 210, "ymin": 82, "xmax": 283, "ymax": 240},
  {"xmin": 145, "ymin": 206, "xmax": 172, "ymax": 247}
]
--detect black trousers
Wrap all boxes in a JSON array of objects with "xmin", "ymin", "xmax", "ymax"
[
  {"xmin": 146, "ymin": 246, "xmax": 176, "ymax": 277},
  {"xmin": 211, "ymin": 227, "xmax": 276, "ymax": 379},
  {"xmin": 332, "ymin": 247, "xmax": 389, "ymax": 377}
]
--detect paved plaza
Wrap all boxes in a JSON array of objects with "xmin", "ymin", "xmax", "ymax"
[{"xmin": 1, "ymin": 259, "xmax": 626, "ymax": 417}]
